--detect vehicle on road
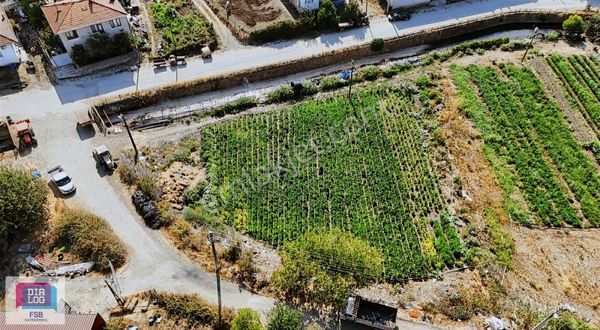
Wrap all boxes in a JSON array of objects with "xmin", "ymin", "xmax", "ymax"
[
  {"xmin": 93, "ymin": 145, "xmax": 117, "ymax": 171},
  {"xmin": 47, "ymin": 165, "xmax": 76, "ymax": 195},
  {"xmin": 387, "ymin": 12, "xmax": 411, "ymax": 22}
]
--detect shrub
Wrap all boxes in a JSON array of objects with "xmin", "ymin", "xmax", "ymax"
[
  {"xmin": 301, "ymin": 81, "xmax": 319, "ymax": 96},
  {"xmin": 117, "ymin": 160, "xmax": 137, "ymax": 185},
  {"xmin": 236, "ymin": 249, "xmax": 258, "ymax": 283},
  {"xmin": 563, "ymin": 14, "xmax": 585, "ymax": 39},
  {"xmin": 136, "ymin": 174, "xmax": 161, "ymax": 200},
  {"xmin": 546, "ymin": 31, "xmax": 560, "ymax": 41},
  {"xmin": 316, "ymin": 0, "xmax": 339, "ymax": 29},
  {"xmin": 451, "ymin": 37, "xmax": 509, "ymax": 54},
  {"xmin": 71, "ymin": 44, "xmax": 91, "ymax": 66},
  {"xmin": 156, "ymin": 292, "xmax": 234, "ymax": 328},
  {"xmin": 423, "ymin": 50, "xmax": 450, "ymax": 64},
  {"xmin": 341, "ymin": 0, "xmax": 360, "ymax": 22},
  {"xmin": 183, "ymin": 181, "xmax": 208, "ymax": 205},
  {"xmin": 380, "ymin": 62, "xmax": 412, "ymax": 78},
  {"xmin": 248, "ymin": 20, "xmax": 309, "ymax": 44},
  {"xmin": 53, "ymin": 208, "xmax": 126, "ymax": 272},
  {"xmin": 266, "ymin": 305, "xmax": 302, "ymax": 330},
  {"xmin": 415, "ymin": 75, "xmax": 431, "ymax": 88},
  {"xmin": 0, "ymin": 167, "xmax": 48, "ymax": 245},
  {"xmin": 319, "ymin": 76, "xmax": 347, "ymax": 91},
  {"xmin": 170, "ymin": 219, "xmax": 192, "ymax": 241},
  {"xmin": 370, "ymin": 38, "xmax": 384, "ymax": 51},
  {"xmin": 232, "ymin": 308, "xmax": 263, "ymax": 330},
  {"xmin": 221, "ymin": 238, "xmax": 242, "ymax": 262},
  {"xmin": 266, "ymin": 85, "xmax": 295, "ymax": 104},
  {"xmin": 585, "ymin": 14, "xmax": 600, "ymax": 42},
  {"xmin": 500, "ymin": 40, "xmax": 529, "ymax": 51},
  {"xmin": 211, "ymin": 97, "xmax": 258, "ymax": 117},
  {"xmin": 360, "ymin": 65, "xmax": 379, "ymax": 81}
]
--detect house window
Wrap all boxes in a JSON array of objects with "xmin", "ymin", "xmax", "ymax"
[
  {"xmin": 109, "ymin": 18, "xmax": 122, "ymax": 28},
  {"xmin": 90, "ymin": 24, "xmax": 104, "ymax": 33},
  {"xmin": 65, "ymin": 30, "xmax": 79, "ymax": 40}
]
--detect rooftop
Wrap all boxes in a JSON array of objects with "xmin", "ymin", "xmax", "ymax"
[
  {"xmin": 0, "ymin": 6, "xmax": 18, "ymax": 47},
  {"xmin": 41, "ymin": 0, "xmax": 126, "ymax": 34}
]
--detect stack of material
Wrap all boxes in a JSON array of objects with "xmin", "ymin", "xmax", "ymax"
[{"xmin": 131, "ymin": 191, "xmax": 163, "ymax": 229}]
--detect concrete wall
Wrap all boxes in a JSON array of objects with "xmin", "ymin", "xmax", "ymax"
[
  {"xmin": 0, "ymin": 43, "xmax": 19, "ymax": 67},
  {"xmin": 388, "ymin": 0, "xmax": 430, "ymax": 10},
  {"xmin": 58, "ymin": 16, "xmax": 130, "ymax": 54},
  {"xmin": 95, "ymin": 10, "xmax": 577, "ymax": 115}
]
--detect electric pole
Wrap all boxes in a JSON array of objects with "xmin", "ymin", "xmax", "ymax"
[
  {"xmin": 119, "ymin": 114, "xmax": 138, "ymax": 164},
  {"xmin": 208, "ymin": 231, "xmax": 222, "ymax": 329},
  {"xmin": 521, "ymin": 27, "xmax": 540, "ymax": 64}
]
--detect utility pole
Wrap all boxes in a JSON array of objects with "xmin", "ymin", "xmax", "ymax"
[
  {"xmin": 347, "ymin": 59, "xmax": 356, "ymax": 101},
  {"xmin": 208, "ymin": 231, "xmax": 222, "ymax": 329},
  {"xmin": 521, "ymin": 26, "xmax": 541, "ymax": 64},
  {"xmin": 119, "ymin": 114, "xmax": 138, "ymax": 164},
  {"xmin": 135, "ymin": 65, "xmax": 140, "ymax": 93},
  {"xmin": 531, "ymin": 303, "xmax": 576, "ymax": 330}
]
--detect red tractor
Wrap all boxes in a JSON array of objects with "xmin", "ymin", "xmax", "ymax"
[{"xmin": 7, "ymin": 117, "xmax": 37, "ymax": 149}]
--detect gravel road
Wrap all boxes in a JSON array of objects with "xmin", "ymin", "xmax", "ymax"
[{"xmin": 1, "ymin": 109, "xmax": 274, "ymax": 315}]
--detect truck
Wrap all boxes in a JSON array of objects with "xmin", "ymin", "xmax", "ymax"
[
  {"xmin": 341, "ymin": 296, "xmax": 398, "ymax": 330},
  {"xmin": 93, "ymin": 145, "xmax": 117, "ymax": 171},
  {"xmin": 47, "ymin": 165, "xmax": 76, "ymax": 195}
]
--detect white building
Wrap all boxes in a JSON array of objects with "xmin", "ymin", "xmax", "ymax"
[
  {"xmin": 387, "ymin": 0, "xmax": 430, "ymax": 10},
  {"xmin": 41, "ymin": 0, "xmax": 130, "ymax": 55},
  {"xmin": 0, "ymin": 6, "xmax": 20, "ymax": 67},
  {"xmin": 293, "ymin": 0, "xmax": 319, "ymax": 12}
]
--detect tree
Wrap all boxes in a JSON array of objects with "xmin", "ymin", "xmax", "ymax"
[
  {"xmin": 563, "ymin": 15, "xmax": 585, "ymax": 39},
  {"xmin": 0, "ymin": 167, "xmax": 48, "ymax": 250},
  {"xmin": 585, "ymin": 14, "xmax": 600, "ymax": 42},
  {"xmin": 231, "ymin": 308, "xmax": 263, "ymax": 330},
  {"xmin": 266, "ymin": 305, "xmax": 302, "ymax": 330},
  {"xmin": 272, "ymin": 229, "xmax": 384, "ymax": 310},
  {"xmin": 316, "ymin": 0, "xmax": 339, "ymax": 29}
]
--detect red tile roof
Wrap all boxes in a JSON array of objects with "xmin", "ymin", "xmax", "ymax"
[
  {"xmin": 41, "ymin": 0, "xmax": 127, "ymax": 34},
  {"xmin": 0, "ymin": 6, "xmax": 18, "ymax": 47},
  {"xmin": 0, "ymin": 312, "xmax": 106, "ymax": 330}
]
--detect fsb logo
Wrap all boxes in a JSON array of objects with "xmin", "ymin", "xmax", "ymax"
[{"xmin": 15, "ymin": 282, "xmax": 58, "ymax": 312}]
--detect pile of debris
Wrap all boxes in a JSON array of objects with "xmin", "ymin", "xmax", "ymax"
[{"xmin": 132, "ymin": 191, "xmax": 163, "ymax": 229}]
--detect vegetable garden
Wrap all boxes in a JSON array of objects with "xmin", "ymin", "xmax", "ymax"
[
  {"xmin": 451, "ymin": 63, "xmax": 600, "ymax": 228},
  {"xmin": 196, "ymin": 84, "xmax": 463, "ymax": 279}
]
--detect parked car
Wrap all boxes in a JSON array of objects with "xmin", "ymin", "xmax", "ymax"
[
  {"xmin": 47, "ymin": 165, "xmax": 76, "ymax": 195},
  {"xmin": 388, "ymin": 12, "xmax": 411, "ymax": 22}
]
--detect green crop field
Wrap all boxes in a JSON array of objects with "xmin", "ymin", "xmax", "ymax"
[
  {"xmin": 197, "ymin": 84, "xmax": 463, "ymax": 279},
  {"xmin": 451, "ymin": 63, "xmax": 600, "ymax": 228}
]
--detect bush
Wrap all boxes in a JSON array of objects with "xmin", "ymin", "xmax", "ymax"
[
  {"xmin": 232, "ymin": 308, "xmax": 263, "ymax": 330},
  {"xmin": 70, "ymin": 44, "xmax": 91, "ymax": 66},
  {"xmin": 423, "ymin": 50, "xmax": 450, "ymax": 65},
  {"xmin": 585, "ymin": 14, "xmax": 600, "ymax": 42},
  {"xmin": 451, "ymin": 37, "xmax": 509, "ymax": 54},
  {"xmin": 415, "ymin": 75, "xmax": 431, "ymax": 88},
  {"xmin": 211, "ymin": 97, "xmax": 258, "ymax": 117},
  {"xmin": 266, "ymin": 85, "xmax": 295, "ymax": 104},
  {"xmin": 236, "ymin": 249, "xmax": 258, "ymax": 284},
  {"xmin": 183, "ymin": 181, "xmax": 208, "ymax": 205},
  {"xmin": 272, "ymin": 229, "xmax": 383, "ymax": 309},
  {"xmin": 136, "ymin": 174, "xmax": 161, "ymax": 200},
  {"xmin": 249, "ymin": 20, "xmax": 310, "ymax": 44},
  {"xmin": 359, "ymin": 65, "xmax": 379, "ymax": 81},
  {"xmin": 266, "ymin": 305, "xmax": 302, "ymax": 330},
  {"xmin": 316, "ymin": 0, "xmax": 339, "ymax": 29},
  {"xmin": 380, "ymin": 63, "xmax": 412, "ymax": 78},
  {"xmin": 0, "ymin": 167, "xmax": 48, "ymax": 245},
  {"xmin": 221, "ymin": 238, "xmax": 242, "ymax": 262},
  {"xmin": 319, "ymin": 76, "xmax": 347, "ymax": 91},
  {"xmin": 53, "ymin": 208, "xmax": 126, "ymax": 272},
  {"xmin": 117, "ymin": 160, "xmax": 137, "ymax": 185},
  {"xmin": 499, "ymin": 40, "xmax": 529, "ymax": 51},
  {"xmin": 156, "ymin": 292, "xmax": 234, "ymax": 328},
  {"xmin": 170, "ymin": 219, "xmax": 192, "ymax": 240},
  {"xmin": 301, "ymin": 81, "xmax": 319, "ymax": 96},
  {"xmin": 546, "ymin": 31, "xmax": 560, "ymax": 42},
  {"xmin": 563, "ymin": 14, "xmax": 585, "ymax": 39},
  {"xmin": 370, "ymin": 38, "xmax": 384, "ymax": 51},
  {"xmin": 341, "ymin": 0, "xmax": 360, "ymax": 22}
]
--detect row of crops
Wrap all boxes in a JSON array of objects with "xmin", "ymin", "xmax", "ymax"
[
  {"xmin": 547, "ymin": 55, "xmax": 600, "ymax": 135},
  {"xmin": 451, "ymin": 64, "xmax": 600, "ymax": 227},
  {"xmin": 198, "ymin": 84, "xmax": 462, "ymax": 279}
]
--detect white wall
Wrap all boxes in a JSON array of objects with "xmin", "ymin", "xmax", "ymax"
[
  {"xmin": 387, "ymin": 0, "xmax": 430, "ymax": 9},
  {"xmin": 0, "ymin": 43, "xmax": 19, "ymax": 67},
  {"xmin": 294, "ymin": 0, "xmax": 319, "ymax": 12},
  {"xmin": 58, "ymin": 15, "xmax": 130, "ymax": 54}
]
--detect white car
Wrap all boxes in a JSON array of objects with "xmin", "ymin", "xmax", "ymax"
[{"xmin": 47, "ymin": 165, "xmax": 76, "ymax": 195}]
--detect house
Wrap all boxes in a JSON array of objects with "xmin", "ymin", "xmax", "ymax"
[
  {"xmin": 387, "ymin": 0, "xmax": 430, "ymax": 10},
  {"xmin": 0, "ymin": 5, "xmax": 20, "ymax": 67},
  {"xmin": 40, "ymin": 0, "xmax": 130, "ymax": 55},
  {"xmin": 292, "ymin": 0, "xmax": 345, "ymax": 14},
  {"xmin": 0, "ymin": 312, "xmax": 106, "ymax": 330}
]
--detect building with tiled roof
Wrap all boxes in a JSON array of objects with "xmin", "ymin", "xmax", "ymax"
[
  {"xmin": 0, "ymin": 5, "xmax": 20, "ymax": 66},
  {"xmin": 41, "ymin": 0, "xmax": 130, "ymax": 56}
]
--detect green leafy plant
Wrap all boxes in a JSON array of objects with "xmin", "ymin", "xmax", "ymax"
[
  {"xmin": 563, "ymin": 14, "xmax": 585, "ymax": 39},
  {"xmin": 370, "ymin": 38, "xmax": 384, "ymax": 51},
  {"xmin": 232, "ymin": 308, "xmax": 263, "ymax": 330},
  {"xmin": 266, "ymin": 305, "xmax": 302, "ymax": 330}
]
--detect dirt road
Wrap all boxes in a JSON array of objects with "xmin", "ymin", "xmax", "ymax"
[{"xmin": 2, "ymin": 110, "xmax": 274, "ymax": 315}]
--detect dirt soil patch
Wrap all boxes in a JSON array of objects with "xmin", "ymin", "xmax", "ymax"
[{"xmin": 205, "ymin": 0, "xmax": 293, "ymax": 39}]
